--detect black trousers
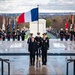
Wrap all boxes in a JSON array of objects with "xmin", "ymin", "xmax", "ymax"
[
  {"xmin": 65, "ymin": 37, "xmax": 68, "ymax": 41},
  {"xmin": 70, "ymin": 36, "xmax": 73, "ymax": 41},
  {"xmin": 22, "ymin": 36, "xmax": 25, "ymax": 41},
  {"xmin": 42, "ymin": 50, "xmax": 47, "ymax": 64},
  {"xmin": 13, "ymin": 36, "xmax": 15, "ymax": 41},
  {"xmin": 3, "ymin": 37, "xmax": 5, "ymax": 41},
  {"xmin": 17, "ymin": 35, "xmax": 20, "ymax": 41},
  {"xmin": 7, "ymin": 37, "xmax": 10, "ymax": 41},
  {"xmin": 30, "ymin": 53, "xmax": 35, "ymax": 64},
  {"xmin": 60, "ymin": 36, "xmax": 63, "ymax": 41}
]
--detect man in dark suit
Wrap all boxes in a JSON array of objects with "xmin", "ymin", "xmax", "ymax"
[
  {"xmin": 41, "ymin": 33, "xmax": 49, "ymax": 65},
  {"xmin": 28, "ymin": 37, "xmax": 36, "ymax": 66},
  {"xmin": 35, "ymin": 32, "xmax": 42, "ymax": 60},
  {"xmin": 27, "ymin": 33, "xmax": 33, "ymax": 46},
  {"xmin": 27, "ymin": 33, "xmax": 33, "ymax": 64}
]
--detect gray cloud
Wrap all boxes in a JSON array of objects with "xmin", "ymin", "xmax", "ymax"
[{"xmin": 0, "ymin": 0, "xmax": 75, "ymax": 13}]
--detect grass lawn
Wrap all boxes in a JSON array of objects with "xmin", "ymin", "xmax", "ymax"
[
  {"xmin": 25, "ymin": 33, "xmax": 29, "ymax": 39},
  {"xmin": 25, "ymin": 33, "xmax": 50, "ymax": 39},
  {"xmin": 47, "ymin": 34, "xmax": 51, "ymax": 39}
]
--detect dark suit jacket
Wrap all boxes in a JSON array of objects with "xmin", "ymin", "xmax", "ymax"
[
  {"xmin": 41, "ymin": 37, "xmax": 49, "ymax": 51},
  {"xmin": 29, "ymin": 41, "xmax": 37, "ymax": 54}
]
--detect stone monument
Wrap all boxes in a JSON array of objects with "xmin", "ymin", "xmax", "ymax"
[{"xmin": 30, "ymin": 19, "xmax": 46, "ymax": 37}]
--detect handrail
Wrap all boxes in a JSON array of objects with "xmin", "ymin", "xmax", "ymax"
[
  {"xmin": 67, "ymin": 59, "xmax": 75, "ymax": 75},
  {"xmin": 0, "ymin": 58, "xmax": 10, "ymax": 75},
  {"xmin": 0, "ymin": 58, "xmax": 9, "ymax": 62}
]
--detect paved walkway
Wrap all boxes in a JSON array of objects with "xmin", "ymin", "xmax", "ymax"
[{"xmin": 0, "ymin": 39, "xmax": 75, "ymax": 75}]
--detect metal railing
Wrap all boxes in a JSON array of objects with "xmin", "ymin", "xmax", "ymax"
[
  {"xmin": 0, "ymin": 53, "xmax": 75, "ymax": 56},
  {"xmin": 67, "ymin": 59, "xmax": 75, "ymax": 75},
  {"xmin": 0, "ymin": 58, "xmax": 10, "ymax": 75},
  {"xmin": 0, "ymin": 53, "xmax": 75, "ymax": 75}
]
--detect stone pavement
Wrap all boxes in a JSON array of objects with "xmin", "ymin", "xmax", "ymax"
[{"xmin": 0, "ymin": 39, "xmax": 75, "ymax": 75}]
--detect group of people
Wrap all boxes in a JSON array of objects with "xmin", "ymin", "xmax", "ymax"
[
  {"xmin": 59, "ymin": 28, "xmax": 75, "ymax": 41},
  {"xmin": 0, "ymin": 29, "xmax": 26, "ymax": 41},
  {"xmin": 27, "ymin": 32, "xmax": 49, "ymax": 66}
]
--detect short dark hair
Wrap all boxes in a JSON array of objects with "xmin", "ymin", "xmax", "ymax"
[
  {"xmin": 42, "ymin": 33, "xmax": 47, "ymax": 35},
  {"xmin": 30, "ymin": 33, "xmax": 33, "ymax": 36},
  {"xmin": 37, "ymin": 32, "xmax": 40, "ymax": 35}
]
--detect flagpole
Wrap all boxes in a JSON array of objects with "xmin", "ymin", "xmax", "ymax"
[{"xmin": 37, "ymin": 5, "xmax": 39, "ymax": 33}]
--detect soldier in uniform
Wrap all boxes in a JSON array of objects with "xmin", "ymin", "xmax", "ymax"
[
  {"xmin": 12, "ymin": 29, "xmax": 16, "ymax": 41},
  {"xmin": 59, "ymin": 28, "xmax": 64, "ymax": 41},
  {"xmin": 21, "ymin": 30, "xmax": 25, "ymax": 41},
  {"xmin": 69, "ymin": 29, "xmax": 74, "ymax": 41},
  {"xmin": 16, "ymin": 29, "xmax": 21, "ymax": 41},
  {"xmin": 0, "ymin": 29, "xmax": 2, "ymax": 40},
  {"xmin": 65, "ymin": 29, "xmax": 69, "ymax": 41},
  {"xmin": 7, "ymin": 31, "xmax": 11, "ymax": 41},
  {"xmin": 2, "ymin": 30, "xmax": 6, "ymax": 41},
  {"xmin": 73, "ymin": 29, "xmax": 75, "ymax": 41},
  {"xmin": 35, "ymin": 32, "xmax": 42, "ymax": 60},
  {"xmin": 28, "ymin": 37, "xmax": 36, "ymax": 66},
  {"xmin": 41, "ymin": 33, "xmax": 49, "ymax": 65}
]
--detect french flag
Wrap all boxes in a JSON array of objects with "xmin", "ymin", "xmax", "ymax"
[
  {"xmin": 18, "ymin": 8, "xmax": 38, "ymax": 23},
  {"xmin": 65, "ymin": 21, "xmax": 69, "ymax": 30}
]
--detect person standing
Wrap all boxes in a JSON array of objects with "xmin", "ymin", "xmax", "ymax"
[
  {"xmin": 16, "ymin": 29, "xmax": 21, "ymax": 41},
  {"xmin": 28, "ymin": 37, "xmax": 36, "ymax": 66},
  {"xmin": 65, "ymin": 29, "xmax": 69, "ymax": 41},
  {"xmin": 41, "ymin": 33, "xmax": 49, "ymax": 65},
  {"xmin": 69, "ymin": 29, "xmax": 74, "ymax": 41},
  {"xmin": 59, "ymin": 28, "xmax": 64, "ymax": 41},
  {"xmin": 27, "ymin": 33, "xmax": 33, "ymax": 52},
  {"xmin": 73, "ymin": 29, "xmax": 75, "ymax": 41},
  {"xmin": 12, "ymin": 29, "xmax": 16, "ymax": 41},
  {"xmin": 35, "ymin": 32, "xmax": 42, "ymax": 60},
  {"xmin": 7, "ymin": 31, "xmax": 11, "ymax": 41},
  {"xmin": 2, "ymin": 30, "xmax": 6, "ymax": 41},
  {"xmin": 0, "ymin": 29, "xmax": 2, "ymax": 40},
  {"xmin": 21, "ymin": 30, "xmax": 25, "ymax": 41}
]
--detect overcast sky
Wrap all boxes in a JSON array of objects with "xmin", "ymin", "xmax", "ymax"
[{"xmin": 0, "ymin": 0, "xmax": 75, "ymax": 13}]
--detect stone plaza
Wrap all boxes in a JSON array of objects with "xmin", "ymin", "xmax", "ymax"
[{"xmin": 0, "ymin": 39, "xmax": 75, "ymax": 75}]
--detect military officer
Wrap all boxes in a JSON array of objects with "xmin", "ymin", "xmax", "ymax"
[
  {"xmin": 41, "ymin": 33, "xmax": 49, "ymax": 65},
  {"xmin": 16, "ymin": 29, "xmax": 21, "ymax": 41},
  {"xmin": 59, "ymin": 28, "xmax": 64, "ymax": 41},
  {"xmin": 65, "ymin": 29, "xmax": 69, "ymax": 41},
  {"xmin": 21, "ymin": 30, "xmax": 25, "ymax": 41},
  {"xmin": 7, "ymin": 31, "xmax": 11, "ymax": 41},
  {"xmin": 2, "ymin": 30, "xmax": 6, "ymax": 41},
  {"xmin": 69, "ymin": 29, "xmax": 74, "ymax": 41},
  {"xmin": 12, "ymin": 29, "xmax": 16, "ymax": 41}
]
